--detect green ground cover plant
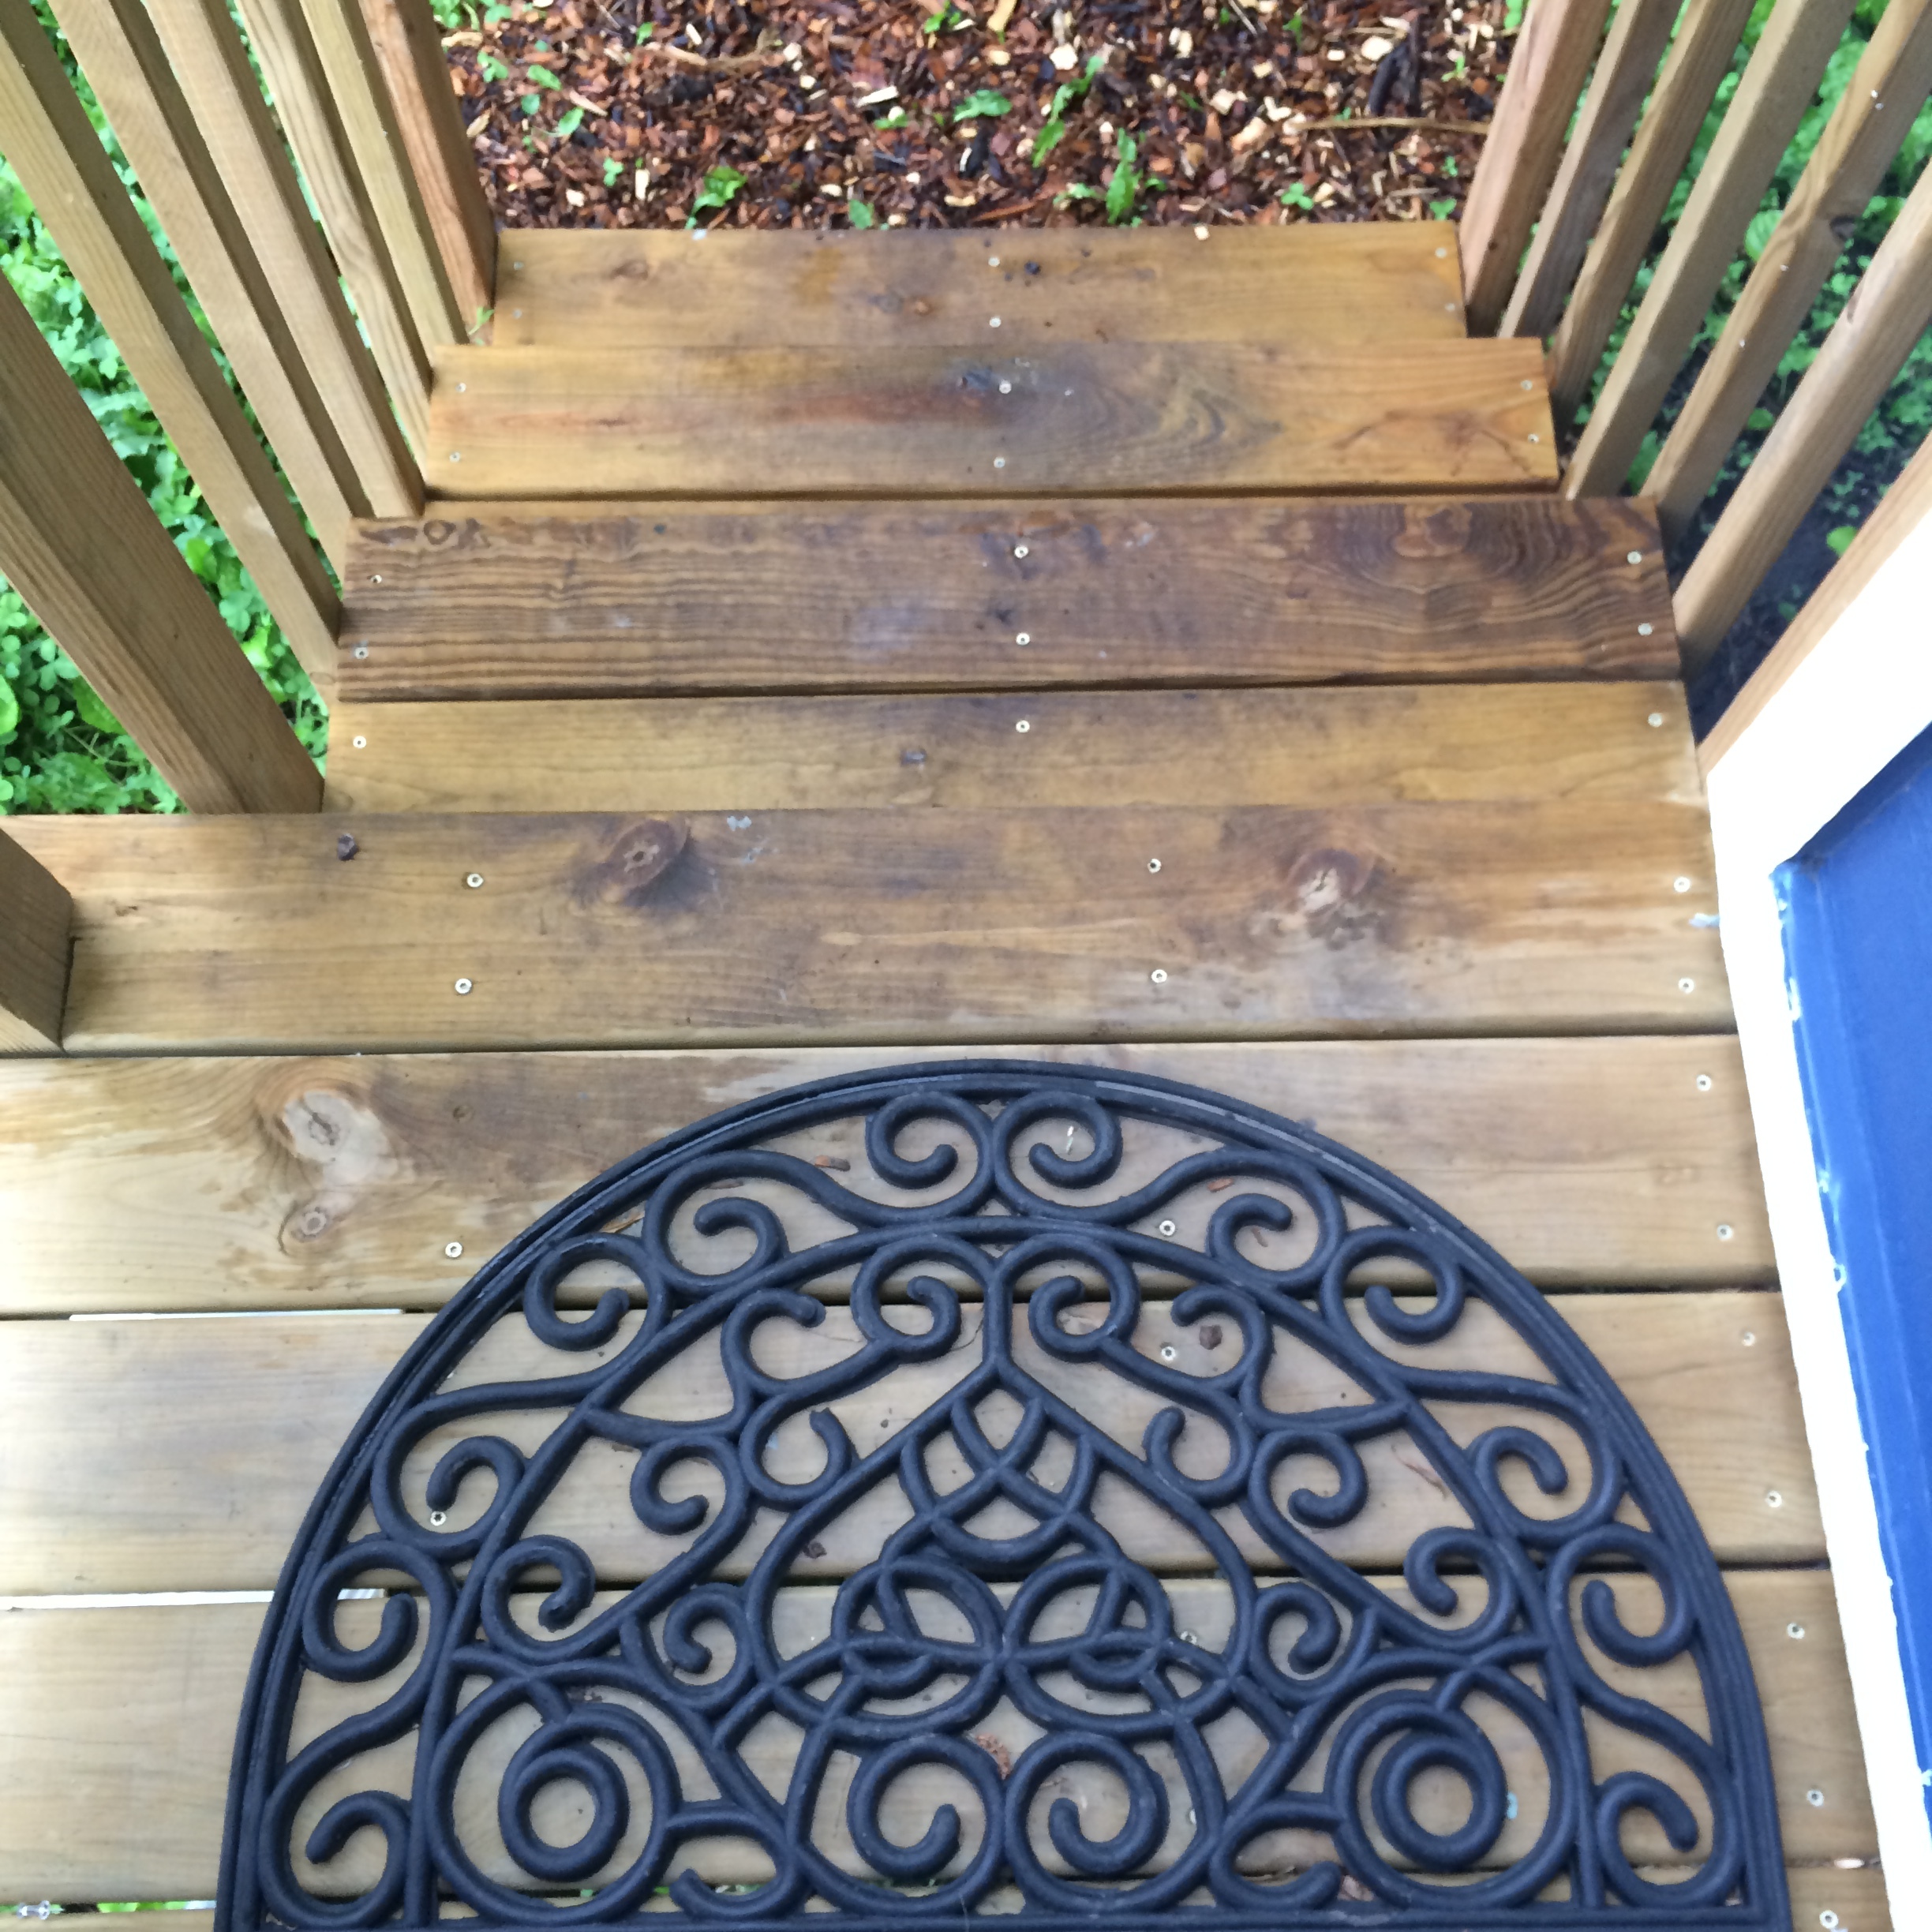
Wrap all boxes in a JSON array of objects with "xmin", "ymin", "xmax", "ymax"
[{"xmin": 0, "ymin": 0, "xmax": 326, "ymax": 814}]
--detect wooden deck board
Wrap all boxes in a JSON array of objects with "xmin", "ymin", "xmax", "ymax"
[
  {"xmin": 0, "ymin": 1571, "xmax": 1870, "ymax": 1899},
  {"xmin": 0, "ymin": 1038, "xmax": 1770, "ymax": 1315},
  {"xmin": 489, "ymin": 225, "xmax": 1470, "ymax": 349},
  {"xmin": 424, "ymin": 341, "xmax": 1559, "ymax": 500},
  {"xmin": 0, "ymin": 1292, "xmax": 1819, "ymax": 1593},
  {"xmin": 7, "ymin": 803, "xmax": 1729, "ymax": 1053},
  {"xmin": 337, "ymin": 496, "xmax": 1675, "ymax": 701}
]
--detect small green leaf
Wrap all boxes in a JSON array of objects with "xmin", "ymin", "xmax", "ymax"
[
  {"xmin": 1747, "ymin": 406, "xmax": 1775, "ymax": 431},
  {"xmin": 687, "ymin": 163, "xmax": 748, "ymax": 226},
  {"xmin": 519, "ymin": 92, "xmax": 539, "ymax": 115},
  {"xmin": 73, "ymin": 678, "xmax": 121, "ymax": 734},
  {"xmin": 1428, "ymin": 196, "xmax": 1455, "ymax": 219},
  {"xmin": 1825, "ymin": 524, "xmax": 1859, "ymax": 557},
  {"xmin": 1105, "ymin": 132, "xmax": 1140, "ymax": 223},
  {"xmin": 604, "ymin": 155, "xmax": 623, "ymax": 185},
  {"xmin": 635, "ymin": 19, "xmax": 652, "ymax": 37},
  {"xmin": 1279, "ymin": 182, "xmax": 1313, "ymax": 210},
  {"xmin": 875, "ymin": 106, "xmax": 908, "ymax": 129},
  {"xmin": 556, "ymin": 104, "xmax": 585, "ymax": 137},
  {"xmin": 1033, "ymin": 115, "xmax": 1069, "ymax": 162},
  {"xmin": 477, "ymin": 50, "xmax": 509, "ymax": 81},
  {"xmin": 848, "ymin": 197, "xmax": 876, "ymax": 228},
  {"xmin": 526, "ymin": 62, "xmax": 564, "ymax": 89},
  {"xmin": 953, "ymin": 88, "xmax": 1012, "ymax": 122},
  {"xmin": 0, "ymin": 673, "xmax": 19, "ymax": 741}
]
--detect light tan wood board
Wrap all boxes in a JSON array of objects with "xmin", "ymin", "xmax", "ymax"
[
  {"xmin": 0, "ymin": 829, "xmax": 69, "ymax": 1054},
  {"xmin": 488, "ymin": 225, "xmax": 1468, "ymax": 348},
  {"xmin": 0, "ymin": 1571, "xmax": 1870, "ymax": 1899},
  {"xmin": 0, "ymin": 277, "xmax": 322, "ymax": 815},
  {"xmin": 325, "ymin": 683, "xmax": 1702, "ymax": 815},
  {"xmin": 0, "ymin": 1037, "xmax": 1770, "ymax": 1316},
  {"xmin": 0, "ymin": 1289, "xmax": 1819, "ymax": 1593},
  {"xmin": 9, "ymin": 804, "xmax": 1729, "ymax": 1051},
  {"xmin": 336, "ymin": 496, "xmax": 1675, "ymax": 700},
  {"xmin": 425, "ymin": 340, "xmax": 1558, "ymax": 499}
]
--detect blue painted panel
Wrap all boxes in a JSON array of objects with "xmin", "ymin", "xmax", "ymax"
[{"xmin": 1778, "ymin": 721, "xmax": 1932, "ymax": 1825}]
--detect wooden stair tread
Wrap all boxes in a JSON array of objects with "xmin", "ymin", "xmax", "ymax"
[
  {"xmin": 0, "ymin": 1571, "xmax": 1870, "ymax": 1899},
  {"xmin": 0, "ymin": 1037, "xmax": 1769, "ymax": 1315},
  {"xmin": 425, "ymin": 339, "xmax": 1558, "ymax": 498},
  {"xmin": 339, "ymin": 496, "xmax": 1668, "ymax": 698},
  {"xmin": 491, "ymin": 225, "xmax": 1471, "ymax": 350},
  {"xmin": 325, "ymin": 683, "xmax": 1700, "ymax": 814},
  {"xmin": 9, "ymin": 803, "xmax": 1728, "ymax": 1053}
]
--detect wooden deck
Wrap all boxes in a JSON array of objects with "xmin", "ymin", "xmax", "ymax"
[{"xmin": 0, "ymin": 225, "xmax": 1888, "ymax": 1924}]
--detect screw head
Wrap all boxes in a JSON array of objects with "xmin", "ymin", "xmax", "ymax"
[
  {"xmin": 449, "ymin": 451, "xmax": 462, "ymax": 462},
  {"xmin": 1679, "ymin": 977, "xmax": 1697, "ymax": 994},
  {"xmin": 1805, "ymin": 1787, "xmax": 1824, "ymax": 1807},
  {"xmin": 1627, "ymin": 550, "xmax": 1643, "ymax": 565},
  {"xmin": 1528, "ymin": 432, "xmax": 1541, "ymax": 444},
  {"xmin": 1675, "ymin": 876, "xmax": 1693, "ymax": 893},
  {"xmin": 988, "ymin": 255, "xmax": 1000, "ymax": 267},
  {"xmin": 999, "ymin": 380, "xmax": 1013, "ymax": 394},
  {"xmin": 1717, "ymin": 1223, "xmax": 1735, "ymax": 1240},
  {"xmin": 1435, "ymin": 245, "xmax": 1448, "ymax": 258},
  {"xmin": 1150, "ymin": 968, "xmax": 1168, "ymax": 985},
  {"xmin": 1158, "ymin": 1219, "xmax": 1178, "ymax": 1237},
  {"xmin": 1194, "ymin": 224, "xmax": 1209, "ymax": 239},
  {"xmin": 1014, "ymin": 544, "xmax": 1029, "ymax": 559},
  {"xmin": 445, "ymin": 1241, "xmax": 464, "ymax": 1259},
  {"xmin": 1519, "ymin": 377, "xmax": 1531, "ymax": 390},
  {"xmin": 1648, "ymin": 711, "xmax": 1664, "ymax": 727},
  {"xmin": 1788, "ymin": 1621, "xmax": 1807, "ymax": 1639},
  {"xmin": 1819, "ymin": 1913, "xmax": 1840, "ymax": 1930},
  {"xmin": 1767, "ymin": 1489, "xmax": 1785, "ymax": 1508},
  {"xmin": 354, "ymin": 644, "xmax": 369, "ymax": 660},
  {"xmin": 466, "ymin": 873, "xmax": 484, "ymax": 889},
  {"xmin": 993, "ymin": 456, "xmax": 1006, "ymax": 469},
  {"xmin": 1014, "ymin": 719, "xmax": 1030, "ymax": 733},
  {"xmin": 1742, "ymin": 1330, "xmax": 1757, "ymax": 1346},
  {"xmin": 454, "ymin": 977, "xmax": 474, "ymax": 995},
  {"xmin": 1148, "ymin": 858, "xmax": 1162, "ymax": 873},
  {"xmin": 429, "ymin": 1509, "xmax": 448, "ymax": 1527},
  {"xmin": 1697, "ymin": 1073, "xmax": 1713, "ymax": 1091},
  {"xmin": 1159, "ymin": 1344, "xmax": 1178, "ymax": 1361},
  {"xmin": 1016, "ymin": 631, "xmax": 1031, "ymax": 646},
  {"xmin": 369, "ymin": 573, "xmax": 383, "ymax": 585},
  {"xmin": 1638, "ymin": 622, "xmax": 1654, "ymax": 636},
  {"xmin": 351, "ymin": 735, "xmax": 368, "ymax": 749},
  {"xmin": 990, "ymin": 316, "xmax": 1002, "ymax": 328}
]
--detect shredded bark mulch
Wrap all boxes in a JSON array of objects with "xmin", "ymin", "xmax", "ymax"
[{"xmin": 444, "ymin": 0, "xmax": 1509, "ymax": 233}]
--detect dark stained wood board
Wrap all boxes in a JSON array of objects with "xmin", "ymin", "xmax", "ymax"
[
  {"xmin": 9, "ymin": 803, "xmax": 1730, "ymax": 1052},
  {"xmin": 0, "ymin": 1037, "xmax": 1770, "ymax": 1316},
  {"xmin": 337, "ymin": 495, "xmax": 1674, "ymax": 698},
  {"xmin": 489, "ymin": 223, "xmax": 1470, "ymax": 349},
  {"xmin": 324, "ymin": 683, "xmax": 1702, "ymax": 814},
  {"xmin": 0, "ymin": 1572, "xmax": 1874, "ymax": 1900},
  {"xmin": 424, "ymin": 340, "xmax": 1559, "ymax": 499}
]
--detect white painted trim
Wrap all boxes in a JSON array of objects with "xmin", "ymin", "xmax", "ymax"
[{"xmin": 1705, "ymin": 507, "xmax": 1932, "ymax": 1899}]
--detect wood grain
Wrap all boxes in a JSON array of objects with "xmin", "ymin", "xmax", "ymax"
[
  {"xmin": 1499, "ymin": 0, "xmax": 1683, "ymax": 340},
  {"xmin": 489, "ymin": 225, "xmax": 1467, "ymax": 348},
  {"xmin": 0, "ymin": 1290, "xmax": 1822, "ymax": 1594},
  {"xmin": 0, "ymin": 1571, "xmax": 1870, "ymax": 1899},
  {"xmin": 142, "ymin": 0, "xmax": 421, "ymax": 515},
  {"xmin": 425, "ymin": 340, "xmax": 1558, "ymax": 499},
  {"xmin": 49, "ymin": 0, "xmax": 366, "ymax": 569},
  {"xmin": 337, "ymin": 496, "xmax": 1673, "ymax": 698},
  {"xmin": 1547, "ymin": 0, "xmax": 1761, "ymax": 420},
  {"xmin": 0, "ymin": 1037, "xmax": 1770, "ymax": 1316},
  {"xmin": 1456, "ymin": 0, "xmax": 1613, "ymax": 332},
  {"xmin": 324, "ymin": 683, "xmax": 1702, "ymax": 815},
  {"xmin": 1647, "ymin": 0, "xmax": 1932, "ymax": 541},
  {"xmin": 0, "ymin": 0, "xmax": 339, "ymax": 687},
  {"xmin": 1673, "ymin": 155, "xmax": 1932, "ymax": 670},
  {"xmin": 1563, "ymin": 0, "xmax": 1858, "ymax": 498},
  {"xmin": 0, "ymin": 277, "xmax": 324, "ymax": 814},
  {"xmin": 6, "ymin": 803, "xmax": 1729, "ymax": 1052},
  {"xmin": 358, "ymin": 0, "xmax": 495, "ymax": 329},
  {"xmin": 0, "ymin": 830, "xmax": 69, "ymax": 1054}
]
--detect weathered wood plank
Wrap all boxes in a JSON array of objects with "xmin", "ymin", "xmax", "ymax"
[
  {"xmin": 1457, "ymin": 0, "xmax": 1614, "ymax": 332},
  {"xmin": 0, "ymin": 0, "xmax": 339, "ymax": 687},
  {"xmin": 425, "ymin": 341, "xmax": 1558, "ymax": 499},
  {"xmin": 0, "ymin": 1290, "xmax": 1822, "ymax": 1594},
  {"xmin": 0, "ymin": 830, "xmax": 69, "ymax": 1054},
  {"xmin": 6, "ymin": 804, "xmax": 1729, "ymax": 1051},
  {"xmin": 0, "ymin": 276, "xmax": 323, "ymax": 815},
  {"xmin": 0, "ymin": 1037, "xmax": 1772, "ymax": 1316},
  {"xmin": 489, "ymin": 225, "xmax": 1468, "ymax": 349},
  {"xmin": 337, "ymin": 496, "xmax": 1674, "ymax": 699},
  {"xmin": 0, "ymin": 1571, "xmax": 1870, "ymax": 1899},
  {"xmin": 324, "ymin": 683, "xmax": 1702, "ymax": 815}
]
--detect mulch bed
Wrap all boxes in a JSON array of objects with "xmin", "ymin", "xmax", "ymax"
[{"xmin": 444, "ymin": 0, "xmax": 1511, "ymax": 231}]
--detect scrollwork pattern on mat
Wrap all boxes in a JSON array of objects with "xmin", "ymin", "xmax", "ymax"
[{"xmin": 220, "ymin": 1062, "xmax": 1786, "ymax": 1929}]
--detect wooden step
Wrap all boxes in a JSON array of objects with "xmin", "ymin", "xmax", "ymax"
[
  {"xmin": 490, "ymin": 225, "xmax": 1470, "ymax": 350},
  {"xmin": 0, "ymin": 1571, "xmax": 1873, "ymax": 1899},
  {"xmin": 9, "ymin": 803, "xmax": 1728, "ymax": 1053},
  {"xmin": 0, "ymin": 1291, "xmax": 1815, "ymax": 1592},
  {"xmin": 425, "ymin": 339, "xmax": 1557, "ymax": 499},
  {"xmin": 338, "ymin": 496, "xmax": 1672, "ymax": 700},
  {"xmin": 0, "ymin": 1038, "xmax": 1770, "ymax": 1316},
  {"xmin": 326, "ymin": 683, "xmax": 1699, "ymax": 814}
]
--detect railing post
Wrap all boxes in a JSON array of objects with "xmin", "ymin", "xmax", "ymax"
[
  {"xmin": 0, "ymin": 0, "xmax": 340, "ymax": 691},
  {"xmin": 0, "ymin": 273, "xmax": 323, "ymax": 814},
  {"xmin": 0, "ymin": 832, "xmax": 70, "ymax": 1054}
]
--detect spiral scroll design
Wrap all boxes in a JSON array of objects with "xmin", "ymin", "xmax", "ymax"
[{"xmin": 219, "ymin": 1062, "xmax": 1787, "ymax": 1929}]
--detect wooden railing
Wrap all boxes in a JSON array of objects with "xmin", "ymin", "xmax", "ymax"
[
  {"xmin": 1465, "ymin": 0, "xmax": 1932, "ymax": 687},
  {"xmin": 0, "ymin": 0, "xmax": 489, "ymax": 814}
]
